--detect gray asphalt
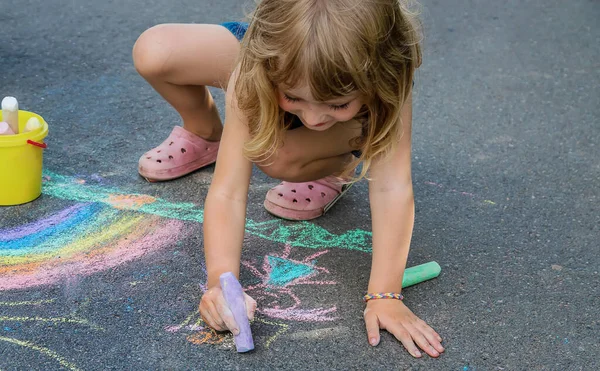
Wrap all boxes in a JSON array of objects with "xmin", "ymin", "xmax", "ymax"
[{"xmin": 0, "ymin": 0, "xmax": 598, "ymax": 370}]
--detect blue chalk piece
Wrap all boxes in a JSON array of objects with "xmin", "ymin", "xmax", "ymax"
[{"xmin": 220, "ymin": 272, "xmax": 254, "ymax": 353}]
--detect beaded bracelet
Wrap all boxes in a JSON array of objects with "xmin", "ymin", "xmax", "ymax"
[{"xmin": 363, "ymin": 292, "xmax": 404, "ymax": 302}]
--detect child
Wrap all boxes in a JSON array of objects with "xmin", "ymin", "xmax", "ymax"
[{"xmin": 133, "ymin": 0, "xmax": 444, "ymax": 358}]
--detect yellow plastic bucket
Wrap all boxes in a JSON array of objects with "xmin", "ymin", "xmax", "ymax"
[{"xmin": 0, "ymin": 110, "xmax": 49, "ymax": 206}]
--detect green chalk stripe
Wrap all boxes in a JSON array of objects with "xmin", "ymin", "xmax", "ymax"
[{"xmin": 402, "ymin": 261, "xmax": 441, "ymax": 288}]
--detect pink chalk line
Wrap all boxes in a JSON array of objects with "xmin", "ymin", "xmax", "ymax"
[{"xmin": 240, "ymin": 244, "xmax": 338, "ymax": 322}]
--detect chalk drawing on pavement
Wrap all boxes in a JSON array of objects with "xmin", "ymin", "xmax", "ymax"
[
  {"xmin": 167, "ymin": 244, "xmax": 337, "ymax": 349},
  {"xmin": 0, "ymin": 299, "xmax": 102, "ymax": 371}
]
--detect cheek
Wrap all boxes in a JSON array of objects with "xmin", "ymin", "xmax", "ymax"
[{"xmin": 331, "ymin": 111, "xmax": 355, "ymax": 122}]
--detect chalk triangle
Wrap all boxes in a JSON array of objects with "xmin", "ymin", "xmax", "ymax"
[{"xmin": 267, "ymin": 256, "xmax": 314, "ymax": 286}]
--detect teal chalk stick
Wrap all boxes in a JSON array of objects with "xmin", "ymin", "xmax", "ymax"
[{"xmin": 402, "ymin": 261, "xmax": 441, "ymax": 288}]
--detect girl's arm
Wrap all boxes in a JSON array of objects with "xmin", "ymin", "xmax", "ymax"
[
  {"xmin": 364, "ymin": 91, "xmax": 444, "ymax": 358},
  {"xmin": 203, "ymin": 70, "xmax": 253, "ymax": 289},
  {"xmin": 367, "ymin": 91, "xmax": 414, "ymax": 294}
]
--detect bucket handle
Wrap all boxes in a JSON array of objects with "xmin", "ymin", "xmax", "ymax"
[{"xmin": 27, "ymin": 139, "xmax": 47, "ymax": 149}]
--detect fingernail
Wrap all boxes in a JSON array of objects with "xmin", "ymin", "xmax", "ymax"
[
  {"xmin": 370, "ymin": 338, "xmax": 377, "ymax": 346},
  {"xmin": 233, "ymin": 328, "xmax": 240, "ymax": 335},
  {"xmin": 414, "ymin": 351, "xmax": 422, "ymax": 357}
]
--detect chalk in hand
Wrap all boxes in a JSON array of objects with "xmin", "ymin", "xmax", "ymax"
[
  {"xmin": 219, "ymin": 272, "xmax": 254, "ymax": 353},
  {"xmin": 0, "ymin": 121, "xmax": 15, "ymax": 135},
  {"xmin": 25, "ymin": 117, "xmax": 41, "ymax": 132},
  {"xmin": 1, "ymin": 96, "xmax": 19, "ymax": 134}
]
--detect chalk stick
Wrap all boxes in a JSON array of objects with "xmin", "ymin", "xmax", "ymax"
[
  {"xmin": 219, "ymin": 272, "xmax": 254, "ymax": 353},
  {"xmin": 402, "ymin": 261, "xmax": 442, "ymax": 288},
  {"xmin": 25, "ymin": 117, "xmax": 41, "ymax": 132},
  {"xmin": 1, "ymin": 96, "xmax": 19, "ymax": 134},
  {"xmin": 0, "ymin": 121, "xmax": 15, "ymax": 135}
]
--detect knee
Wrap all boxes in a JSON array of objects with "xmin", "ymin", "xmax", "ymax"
[
  {"xmin": 257, "ymin": 152, "xmax": 303, "ymax": 182},
  {"xmin": 132, "ymin": 24, "xmax": 174, "ymax": 79}
]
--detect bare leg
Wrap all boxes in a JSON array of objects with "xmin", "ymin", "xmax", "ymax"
[
  {"xmin": 259, "ymin": 119, "xmax": 362, "ymax": 181},
  {"xmin": 133, "ymin": 24, "xmax": 241, "ymax": 141},
  {"xmin": 133, "ymin": 23, "xmax": 359, "ymax": 182}
]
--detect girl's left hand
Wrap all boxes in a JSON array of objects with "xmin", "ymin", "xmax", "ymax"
[{"xmin": 364, "ymin": 299, "xmax": 445, "ymax": 358}]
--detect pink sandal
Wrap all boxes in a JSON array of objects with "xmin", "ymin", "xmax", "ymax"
[
  {"xmin": 264, "ymin": 176, "xmax": 353, "ymax": 220},
  {"xmin": 138, "ymin": 126, "xmax": 220, "ymax": 182}
]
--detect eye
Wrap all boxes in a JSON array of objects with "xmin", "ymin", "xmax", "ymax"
[
  {"xmin": 329, "ymin": 102, "xmax": 350, "ymax": 111},
  {"xmin": 283, "ymin": 94, "xmax": 300, "ymax": 103}
]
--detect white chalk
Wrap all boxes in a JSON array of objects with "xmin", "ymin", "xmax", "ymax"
[
  {"xmin": 1, "ymin": 96, "xmax": 19, "ymax": 134},
  {"xmin": 0, "ymin": 121, "xmax": 15, "ymax": 135},
  {"xmin": 25, "ymin": 117, "xmax": 41, "ymax": 132}
]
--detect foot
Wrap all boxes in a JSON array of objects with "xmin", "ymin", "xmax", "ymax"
[
  {"xmin": 263, "ymin": 176, "xmax": 353, "ymax": 221},
  {"xmin": 138, "ymin": 126, "xmax": 220, "ymax": 182}
]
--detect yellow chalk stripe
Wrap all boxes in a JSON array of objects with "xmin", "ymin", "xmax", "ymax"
[
  {"xmin": 0, "ymin": 316, "xmax": 103, "ymax": 331},
  {"xmin": 0, "ymin": 336, "xmax": 81, "ymax": 371},
  {"xmin": 0, "ymin": 214, "xmax": 146, "ymax": 266},
  {"xmin": 483, "ymin": 200, "xmax": 496, "ymax": 205},
  {"xmin": 0, "ymin": 299, "xmax": 55, "ymax": 306},
  {"xmin": 254, "ymin": 317, "xmax": 289, "ymax": 348},
  {"xmin": 178, "ymin": 311, "xmax": 198, "ymax": 327}
]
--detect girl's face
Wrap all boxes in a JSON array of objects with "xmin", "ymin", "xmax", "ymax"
[{"xmin": 277, "ymin": 84, "xmax": 365, "ymax": 131}]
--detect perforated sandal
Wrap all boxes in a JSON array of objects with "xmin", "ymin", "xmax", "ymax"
[
  {"xmin": 138, "ymin": 126, "xmax": 220, "ymax": 182},
  {"xmin": 263, "ymin": 176, "xmax": 353, "ymax": 221}
]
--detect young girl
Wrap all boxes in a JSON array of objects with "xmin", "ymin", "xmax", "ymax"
[{"xmin": 133, "ymin": 0, "xmax": 444, "ymax": 358}]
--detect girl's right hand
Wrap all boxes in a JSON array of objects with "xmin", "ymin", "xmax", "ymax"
[{"xmin": 199, "ymin": 286, "xmax": 257, "ymax": 335}]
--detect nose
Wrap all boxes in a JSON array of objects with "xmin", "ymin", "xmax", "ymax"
[{"xmin": 303, "ymin": 105, "xmax": 328, "ymax": 127}]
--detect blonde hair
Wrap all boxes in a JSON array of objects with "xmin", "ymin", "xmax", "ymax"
[{"xmin": 235, "ymin": 0, "xmax": 423, "ymax": 181}]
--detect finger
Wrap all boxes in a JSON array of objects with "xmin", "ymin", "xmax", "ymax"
[
  {"xmin": 405, "ymin": 324, "xmax": 440, "ymax": 358},
  {"xmin": 417, "ymin": 318, "xmax": 443, "ymax": 343},
  {"xmin": 200, "ymin": 306, "xmax": 221, "ymax": 331},
  {"xmin": 417, "ymin": 321, "xmax": 445, "ymax": 353},
  {"xmin": 363, "ymin": 308, "xmax": 381, "ymax": 346},
  {"xmin": 244, "ymin": 294, "xmax": 257, "ymax": 321},
  {"xmin": 215, "ymin": 295, "xmax": 240, "ymax": 335},
  {"xmin": 205, "ymin": 300, "xmax": 227, "ymax": 331},
  {"xmin": 386, "ymin": 322, "xmax": 422, "ymax": 358}
]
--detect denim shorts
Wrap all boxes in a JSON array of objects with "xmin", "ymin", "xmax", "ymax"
[{"xmin": 221, "ymin": 22, "xmax": 249, "ymax": 42}]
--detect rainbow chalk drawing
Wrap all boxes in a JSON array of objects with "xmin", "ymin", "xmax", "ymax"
[
  {"xmin": 220, "ymin": 272, "xmax": 254, "ymax": 352},
  {"xmin": 0, "ymin": 202, "xmax": 189, "ymax": 290},
  {"xmin": 1, "ymin": 96, "xmax": 19, "ymax": 133}
]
